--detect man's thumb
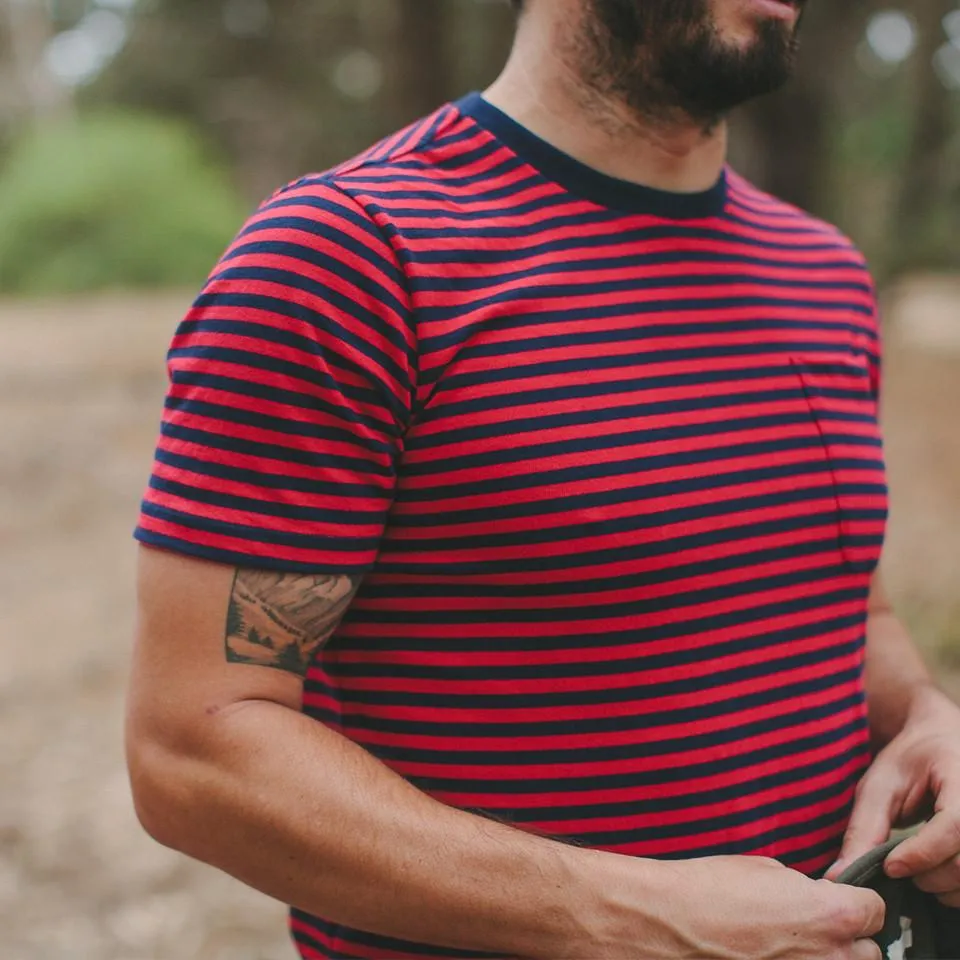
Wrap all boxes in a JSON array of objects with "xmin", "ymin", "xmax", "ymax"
[{"xmin": 825, "ymin": 764, "xmax": 904, "ymax": 881}]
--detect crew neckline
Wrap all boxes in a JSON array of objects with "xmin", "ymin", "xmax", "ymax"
[{"xmin": 456, "ymin": 92, "xmax": 728, "ymax": 220}]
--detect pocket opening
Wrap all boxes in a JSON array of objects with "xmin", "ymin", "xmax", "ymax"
[{"xmin": 789, "ymin": 355, "xmax": 887, "ymax": 576}]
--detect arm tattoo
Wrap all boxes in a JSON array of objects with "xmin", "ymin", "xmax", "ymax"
[{"xmin": 225, "ymin": 569, "xmax": 362, "ymax": 676}]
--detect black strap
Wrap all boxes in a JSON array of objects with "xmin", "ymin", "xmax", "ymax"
[{"xmin": 835, "ymin": 839, "xmax": 960, "ymax": 959}]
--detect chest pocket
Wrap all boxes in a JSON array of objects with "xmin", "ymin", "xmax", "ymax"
[{"xmin": 790, "ymin": 353, "xmax": 888, "ymax": 575}]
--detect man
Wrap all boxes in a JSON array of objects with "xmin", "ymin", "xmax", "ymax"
[{"xmin": 126, "ymin": 1, "xmax": 960, "ymax": 958}]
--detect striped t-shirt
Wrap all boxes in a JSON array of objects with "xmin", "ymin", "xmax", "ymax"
[{"xmin": 136, "ymin": 93, "xmax": 889, "ymax": 960}]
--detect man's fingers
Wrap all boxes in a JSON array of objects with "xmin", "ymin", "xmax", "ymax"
[
  {"xmin": 830, "ymin": 885, "xmax": 887, "ymax": 939},
  {"xmin": 851, "ymin": 940, "xmax": 883, "ymax": 960},
  {"xmin": 836, "ymin": 887, "xmax": 884, "ymax": 960},
  {"xmin": 939, "ymin": 889, "xmax": 960, "ymax": 909},
  {"xmin": 830, "ymin": 764, "xmax": 906, "ymax": 877},
  {"xmin": 885, "ymin": 806, "xmax": 960, "ymax": 878},
  {"xmin": 912, "ymin": 854, "xmax": 960, "ymax": 894}
]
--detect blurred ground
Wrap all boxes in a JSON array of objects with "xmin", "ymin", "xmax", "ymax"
[
  {"xmin": 1, "ymin": 283, "xmax": 959, "ymax": 960},
  {"xmin": 0, "ymin": 294, "xmax": 291, "ymax": 960}
]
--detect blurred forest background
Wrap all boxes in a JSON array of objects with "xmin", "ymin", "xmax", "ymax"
[
  {"xmin": 1, "ymin": 0, "xmax": 959, "ymax": 290},
  {"xmin": 1, "ymin": 2, "xmax": 960, "ymax": 959}
]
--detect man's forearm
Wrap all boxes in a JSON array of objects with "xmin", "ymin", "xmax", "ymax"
[
  {"xmin": 129, "ymin": 699, "xmax": 624, "ymax": 959},
  {"xmin": 864, "ymin": 604, "xmax": 937, "ymax": 748}
]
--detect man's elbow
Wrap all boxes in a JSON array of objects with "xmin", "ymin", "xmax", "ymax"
[
  {"xmin": 125, "ymin": 697, "xmax": 275, "ymax": 854},
  {"xmin": 125, "ymin": 698, "xmax": 238, "ymax": 857},
  {"xmin": 126, "ymin": 727, "xmax": 198, "ymax": 852}
]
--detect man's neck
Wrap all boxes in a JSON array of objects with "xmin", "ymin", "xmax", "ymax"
[{"xmin": 484, "ymin": 15, "xmax": 728, "ymax": 195}]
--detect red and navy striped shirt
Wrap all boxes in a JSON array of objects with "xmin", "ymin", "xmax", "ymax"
[{"xmin": 137, "ymin": 93, "xmax": 888, "ymax": 960}]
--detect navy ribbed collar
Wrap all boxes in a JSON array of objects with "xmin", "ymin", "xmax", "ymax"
[{"xmin": 456, "ymin": 92, "xmax": 728, "ymax": 220}]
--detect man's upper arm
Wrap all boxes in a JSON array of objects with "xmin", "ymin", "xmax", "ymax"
[
  {"xmin": 131, "ymin": 546, "xmax": 362, "ymax": 729},
  {"xmin": 130, "ymin": 177, "xmax": 410, "ymax": 727}
]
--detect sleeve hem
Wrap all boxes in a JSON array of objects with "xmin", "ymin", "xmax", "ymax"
[{"xmin": 134, "ymin": 527, "xmax": 375, "ymax": 576}]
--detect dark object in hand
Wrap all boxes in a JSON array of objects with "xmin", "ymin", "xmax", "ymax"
[{"xmin": 836, "ymin": 839, "xmax": 960, "ymax": 959}]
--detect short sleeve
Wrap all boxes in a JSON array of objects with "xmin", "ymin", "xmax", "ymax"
[{"xmin": 135, "ymin": 177, "xmax": 415, "ymax": 573}]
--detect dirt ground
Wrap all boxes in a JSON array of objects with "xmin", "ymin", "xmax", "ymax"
[{"xmin": 1, "ymin": 283, "xmax": 959, "ymax": 960}]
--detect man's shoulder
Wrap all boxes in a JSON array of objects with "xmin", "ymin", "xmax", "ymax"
[
  {"xmin": 275, "ymin": 99, "xmax": 485, "ymax": 212},
  {"xmin": 726, "ymin": 169, "xmax": 869, "ymax": 267},
  {"xmin": 334, "ymin": 102, "xmax": 467, "ymax": 178}
]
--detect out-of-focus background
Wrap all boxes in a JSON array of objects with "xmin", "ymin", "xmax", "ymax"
[{"xmin": 0, "ymin": 1, "xmax": 958, "ymax": 958}]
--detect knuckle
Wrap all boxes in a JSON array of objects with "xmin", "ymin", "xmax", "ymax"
[
  {"xmin": 828, "ymin": 891, "xmax": 884, "ymax": 938},
  {"xmin": 825, "ymin": 899, "xmax": 860, "ymax": 932}
]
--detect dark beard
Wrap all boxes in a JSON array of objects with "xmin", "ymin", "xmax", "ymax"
[{"xmin": 579, "ymin": 0, "xmax": 801, "ymax": 129}]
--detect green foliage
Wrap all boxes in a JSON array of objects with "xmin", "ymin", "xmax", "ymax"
[
  {"xmin": 0, "ymin": 112, "xmax": 249, "ymax": 294},
  {"xmin": 836, "ymin": 104, "xmax": 913, "ymax": 176}
]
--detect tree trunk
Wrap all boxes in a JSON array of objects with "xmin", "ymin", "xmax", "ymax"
[
  {"xmin": 741, "ymin": 81, "xmax": 827, "ymax": 213},
  {"xmin": 892, "ymin": 0, "xmax": 954, "ymax": 272},
  {"xmin": 0, "ymin": 0, "xmax": 72, "ymax": 125},
  {"xmin": 733, "ymin": 2, "xmax": 876, "ymax": 217},
  {"xmin": 388, "ymin": 0, "xmax": 455, "ymax": 124}
]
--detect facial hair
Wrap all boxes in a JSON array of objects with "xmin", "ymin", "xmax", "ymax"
[{"xmin": 577, "ymin": 0, "xmax": 801, "ymax": 129}]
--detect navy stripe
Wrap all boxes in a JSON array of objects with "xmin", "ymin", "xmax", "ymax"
[
  {"xmin": 153, "ymin": 447, "xmax": 388, "ymax": 498},
  {"xmin": 160, "ymin": 421, "xmax": 393, "ymax": 476},
  {"xmin": 337, "ymin": 587, "xmax": 865, "ymax": 654},
  {"xmin": 351, "ymin": 702, "xmax": 862, "ymax": 781},
  {"xmin": 252, "ymin": 189, "xmax": 403, "ymax": 280},
  {"xmin": 390, "ymin": 472, "xmax": 879, "ymax": 529},
  {"xmin": 428, "ymin": 348, "xmax": 870, "ymax": 396},
  {"xmin": 397, "ymin": 436, "xmax": 870, "ymax": 499},
  {"xmin": 421, "ymin": 315, "xmax": 873, "ymax": 355},
  {"xmin": 344, "ymin": 169, "xmax": 549, "ymax": 206},
  {"xmin": 220, "ymin": 240, "xmax": 406, "ymax": 313},
  {"xmin": 188, "ymin": 293, "xmax": 410, "ymax": 390},
  {"xmin": 364, "ymin": 699, "xmax": 860, "ymax": 784},
  {"xmin": 459, "ymin": 767, "xmax": 864, "ymax": 832},
  {"xmin": 419, "ymin": 282, "xmax": 871, "ymax": 328},
  {"xmin": 407, "ymin": 391, "xmax": 876, "ymax": 452},
  {"xmin": 164, "ymin": 395, "xmax": 396, "ymax": 456},
  {"xmin": 149, "ymin": 476, "xmax": 386, "ymax": 525},
  {"xmin": 402, "ymin": 412, "xmax": 878, "ymax": 477},
  {"xmin": 140, "ymin": 501, "xmax": 385, "ymax": 551},
  {"xmin": 329, "ymin": 642, "xmax": 859, "ymax": 710},
  {"xmin": 170, "ymin": 371, "xmax": 401, "ymax": 436},
  {"xmin": 399, "ymin": 215, "xmax": 865, "ymax": 247},
  {"xmin": 332, "ymin": 611, "xmax": 863, "ymax": 680},
  {"xmin": 408, "ymin": 252, "xmax": 879, "ymax": 294},
  {"xmin": 215, "ymin": 261, "xmax": 408, "ymax": 330},
  {"xmin": 382, "ymin": 503, "xmax": 850, "ymax": 559},
  {"xmin": 465, "ymin": 751, "xmax": 862, "ymax": 821},
  {"xmin": 562, "ymin": 801, "xmax": 854, "ymax": 852},
  {"xmin": 294, "ymin": 914, "xmax": 494, "ymax": 960},
  {"xmin": 171, "ymin": 330, "xmax": 386, "ymax": 403}
]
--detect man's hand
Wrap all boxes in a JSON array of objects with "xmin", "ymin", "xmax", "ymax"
[
  {"xmin": 573, "ymin": 852, "xmax": 885, "ymax": 959},
  {"xmin": 826, "ymin": 687, "xmax": 960, "ymax": 908}
]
